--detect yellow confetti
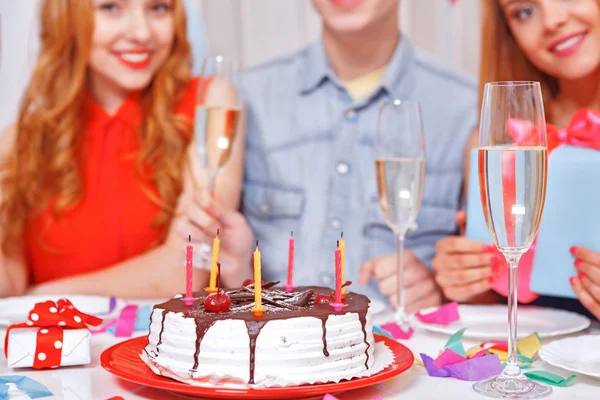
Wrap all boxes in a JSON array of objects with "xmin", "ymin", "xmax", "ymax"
[
  {"xmin": 466, "ymin": 345, "xmax": 483, "ymax": 358},
  {"xmin": 415, "ymin": 357, "xmax": 424, "ymax": 367},
  {"xmin": 518, "ymin": 333, "xmax": 542, "ymax": 359},
  {"xmin": 488, "ymin": 348, "xmax": 508, "ymax": 362}
]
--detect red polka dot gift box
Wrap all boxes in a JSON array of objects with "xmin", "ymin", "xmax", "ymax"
[{"xmin": 3, "ymin": 299, "xmax": 103, "ymax": 369}]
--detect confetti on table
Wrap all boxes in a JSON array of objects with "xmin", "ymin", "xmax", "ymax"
[
  {"xmin": 421, "ymin": 353, "xmax": 502, "ymax": 381},
  {"xmin": 524, "ymin": 371, "xmax": 576, "ymax": 387},
  {"xmin": 443, "ymin": 327, "xmax": 467, "ymax": 357},
  {"xmin": 380, "ymin": 322, "xmax": 414, "ymax": 340},
  {"xmin": 0, "ymin": 376, "xmax": 52, "ymax": 400},
  {"xmin": 415, "ymin": 302, "xmax": 460, "ymax": 325}
]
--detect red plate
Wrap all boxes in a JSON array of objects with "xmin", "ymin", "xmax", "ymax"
[{"xmin": 100, "ymin": 334, "xmax": 414, "ymax": 399}]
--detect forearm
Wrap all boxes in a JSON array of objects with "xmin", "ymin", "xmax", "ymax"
[
  {"xmin": 28, "ymin": 245, "xmax": 209, "ymax": 298},
  {"xmin": 0, "ymin": 256, "xmax": 28, "ymax": 297}
]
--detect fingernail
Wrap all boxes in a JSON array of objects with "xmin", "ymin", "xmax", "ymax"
[
  {"xmin": 569, "ymin": 276, "xmax": 576, "ymax": 286},
  {"xmin": 577, "ymin": 272, "xmax": 586, "ymax": 281},
  {"xmin": 574, "ymin": 259, "xmax": 582, "ymax": 268},
  {"xmin": 491, "ymin": 256, "xmax": 500, "ymax": 265},
  {"xmin": 492, "ymin": 264, "xmax": 501, "ymax": 276},
  {"xmin": 483, "ymin": 245, "xmax": 495, "ymax": 253},
  {"xmin": 491, "ymin": 264, "xmax": 497, "ymax": 274},
  {"xmin": 570, "ymin": 246, "xmax": 578, "ymax": 256},
  {"xmin": 488, "ymin": 276, "xmax": 496, "ymax": 285}
]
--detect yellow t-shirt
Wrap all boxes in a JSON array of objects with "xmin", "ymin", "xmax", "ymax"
[{"xmin": 341, "ymin": 66, "xmax": 387, "ymax": 101}]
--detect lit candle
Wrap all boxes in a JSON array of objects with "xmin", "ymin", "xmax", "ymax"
[
  {"xmin": 185, "ymin": 235, "xmax": 194, "ymax": 306},
  {"xmin": 330, "ymin": 241, "xmax": 347, "ymax": 312},
  {"xmin": 251, "ymin": 241, "xmax": 267, "ymax": 317},
  {"xmin": 206, "ymin": 230, "xmax": 220, "ymax": 294},
  {"xmin": 339, "ymin": 232, "xmax": 346, "ymax": 297},
  {"xmin": 285, "ymin": 231, "xmax": 295, "ymax": 292}
]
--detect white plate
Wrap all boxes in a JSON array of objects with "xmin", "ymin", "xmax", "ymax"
[
  {"xmin": 369, "ymin": 299, "xmax": 386, "ymax": 315},
  {"xmin": 0, "ymin": 294, "xmax": 124, "ymax": 326},
  {"xmin": 539, "ymin": 335, "xmax": 600, "ymax": 378},
  {"xmin": 411, "ymin": 304, "xmax": 591, "ymax": 339}
]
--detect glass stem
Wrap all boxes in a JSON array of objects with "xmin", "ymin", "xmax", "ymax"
[
  {"xmin": 396, "ymin": 233, "xmax": 406, "ymax": 323},
  {"xmin": 207, "ymin": 169, "xmax": 217, "ymax": 196},
  {"xmin": 506, "ymin": 254, "xmax": 522, "ymax": 375}
]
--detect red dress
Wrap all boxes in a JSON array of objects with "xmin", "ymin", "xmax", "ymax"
[{"xmin": 25, "ymin": 78, "xmax": 199, "ymax": 284}]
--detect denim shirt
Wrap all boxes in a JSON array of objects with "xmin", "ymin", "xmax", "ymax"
[{"xmin": 242, "ymin": 36, "xmax": 477, "ymax": 301}]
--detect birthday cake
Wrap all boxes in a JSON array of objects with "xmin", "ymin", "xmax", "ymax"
[{"xmin": 141, "ymin": 282, "xmax": 375, "ymax": 387}]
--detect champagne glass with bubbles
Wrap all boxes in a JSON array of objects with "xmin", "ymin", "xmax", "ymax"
[
  {"xmin": 375, "ymin": 100, "xmax": 425, "ymax": 325},
  {"xmin": 192, "ymin": 56, "xmax": 243, "ymax": 266},
  {"xmin": 195, "ymin": 55, "xmax": 243, "ymax": 194},
  {"xmin": 474, "ymin": 81, "xmax": 551, "ymax": 398}
]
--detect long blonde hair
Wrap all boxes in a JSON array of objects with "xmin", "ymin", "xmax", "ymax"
[
  {"xmin": 0, "ymin": 0, "xmax": 192, "ymax": 257},
  {"xmin": 479, "ymin": 0, "xmax": 559, "ymax": 110}
]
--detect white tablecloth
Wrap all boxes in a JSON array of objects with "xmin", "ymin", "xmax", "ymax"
[{"xmin": 1, "ymin": 301, "xmax": 599, "ymax": 400}]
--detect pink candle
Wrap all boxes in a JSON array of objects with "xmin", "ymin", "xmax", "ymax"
[
  {"xmin": 185, "ymin": 235, "xmax": 193, "ymax": 305},
  {"xmin": 334, "ymin": 248, "xmax": 342, "ymax": 303},
  {"xmin": 285, "ymin": 231, "xmax": 295, "ymax": 292}
]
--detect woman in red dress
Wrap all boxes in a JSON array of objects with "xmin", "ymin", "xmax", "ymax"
[{"xmin": 0, "ymin": 0, "xmax": 252, "ymax": 297}]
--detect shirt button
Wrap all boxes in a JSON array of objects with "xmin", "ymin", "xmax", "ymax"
[
  {"xmin": 336, "ymin": 162, "xmax": 350, "ymax": 175},
  {"xmin": 345, "ymin": 109, "xmax": 357, "ymax": 120},
  {"xmin": 330, "ymin": 218, "xmax": 341, "ymax": 230},
  {"xmin": 259, "ymin": 204, "xmax": 270, "ymax": 214},
  {"xmin": 321, "ymin": 274, "xmax": 332, "ymax": 285}
]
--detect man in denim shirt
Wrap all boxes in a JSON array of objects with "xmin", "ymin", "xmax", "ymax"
[{"xmin": 242, "ymin": 0, "xmax": 477, "ymax": 310}]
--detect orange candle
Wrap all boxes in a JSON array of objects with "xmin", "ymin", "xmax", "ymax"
[
  {"xmin": 251, "ymin": 241, "xmax": 266, "ymax": 317},
  {"xmin": 340, "ymin": 232, "xmax": 346, "ymax": 297},
  {"xmin": 205, "ymin": 230, "xmax": 220, "ymax": 294}
]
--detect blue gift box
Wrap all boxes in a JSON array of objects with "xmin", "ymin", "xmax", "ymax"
[{"xmin": 466, "ymin": 146, "xmax": 600, "ymax": 299}]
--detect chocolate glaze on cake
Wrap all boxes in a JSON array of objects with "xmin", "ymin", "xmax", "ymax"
[{"xmin": 149, "ymin": 283, "xmax": 371, "ymax": 384}]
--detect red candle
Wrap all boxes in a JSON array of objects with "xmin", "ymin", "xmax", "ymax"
[
  {"xmin": 285, "ymin": 231, "xmax": 295, "ymax": 292},
  {"xmin": 185, "ymin": 235, "xmax": 193, "ymax": 305},
  {"xmin": 334, "ymin": 247, "xmax": 342, "ymax": 303}
]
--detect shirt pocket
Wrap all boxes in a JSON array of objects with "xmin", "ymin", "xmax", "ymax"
[
  {"xmin": 243, "ymin": 181, "xmax": 306, "ymax": 249},
  {"xmin": 243, "ymin": 181, "xmax": 305, "ymax": 219},
  {"xmin": 243, "ymin": 182, "xmax": 305, "ymax": 279}
]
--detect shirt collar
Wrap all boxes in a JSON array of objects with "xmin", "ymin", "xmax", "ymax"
[
  {"xmin": 84, "ymin": 90, "xmax": 143, "ymax": 130},
  {"xmin": 299, "ymin": 33, "xmax": 416, "ymax": 100},
  {"xmin": 299, "ymin": 39, "xmax": 333, "ymax": 95},
  {"xmin": 379, "ymin": 35, "xmax": 416, "ymax": 100}
]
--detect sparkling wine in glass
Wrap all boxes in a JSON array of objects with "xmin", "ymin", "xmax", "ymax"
[
  {"xmin": 473, "ymin": 81, "xmax": 551, "ymax": 398},
  {"xmin": 375, "ymin": 100, "xmax": 425, "ymax": 324},
  {"xmin": 191, "ymin": 56, "xmax": 243, "ymax": 266},
  {"xmin": 195, "ymin": 55, "xmax": 243, "ymax": 194}
]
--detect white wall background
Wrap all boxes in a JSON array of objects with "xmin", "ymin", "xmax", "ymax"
[{"xmin": 0, "ymin": 0, "xmax": 481, "ymax": 132}]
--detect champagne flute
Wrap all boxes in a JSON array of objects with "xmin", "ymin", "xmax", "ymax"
[
  {"xmin": 473, "ymin": 81, "xmax": 551, "ymax": 398},
  {"xmin": 192, "ymin": 56, "xmax": 243, "ymax": 266},
  {"xmin": 195, "ymin": 55, "xmax": 243, "ymax": 194},
  {"xmin": 375, "ymin": 100, "xmax": 425, "ymax": 324}
]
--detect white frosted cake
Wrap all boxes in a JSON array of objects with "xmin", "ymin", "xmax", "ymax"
[{"xmin": 141, "ymin": 282, "xmax": 375, "ymax": 386}]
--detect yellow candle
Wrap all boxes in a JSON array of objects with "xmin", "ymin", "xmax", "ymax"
[
  {"xmin": 252, "ymin": 241, "xmax": 266, "ymax": 316},
  {"xmin": 206, "ymin": 230, "xmax": 220, "ymax": 294},
  {"xmin": 340, "ymin": 233, "xmax": 346, "ymax": 296}
]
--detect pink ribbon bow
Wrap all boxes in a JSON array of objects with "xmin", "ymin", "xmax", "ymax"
[{"xmin": 492, "ymin": 109, "xmax": 600, "ymax": 302}]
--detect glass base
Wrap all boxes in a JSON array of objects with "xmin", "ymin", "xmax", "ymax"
[
  {"xmin": 394, "ymin": 309, "xmax": 408, "ymax": 326},
  {"xmin": 473, "ymin": 373, "xmax": 552, "ymax": 399}
]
